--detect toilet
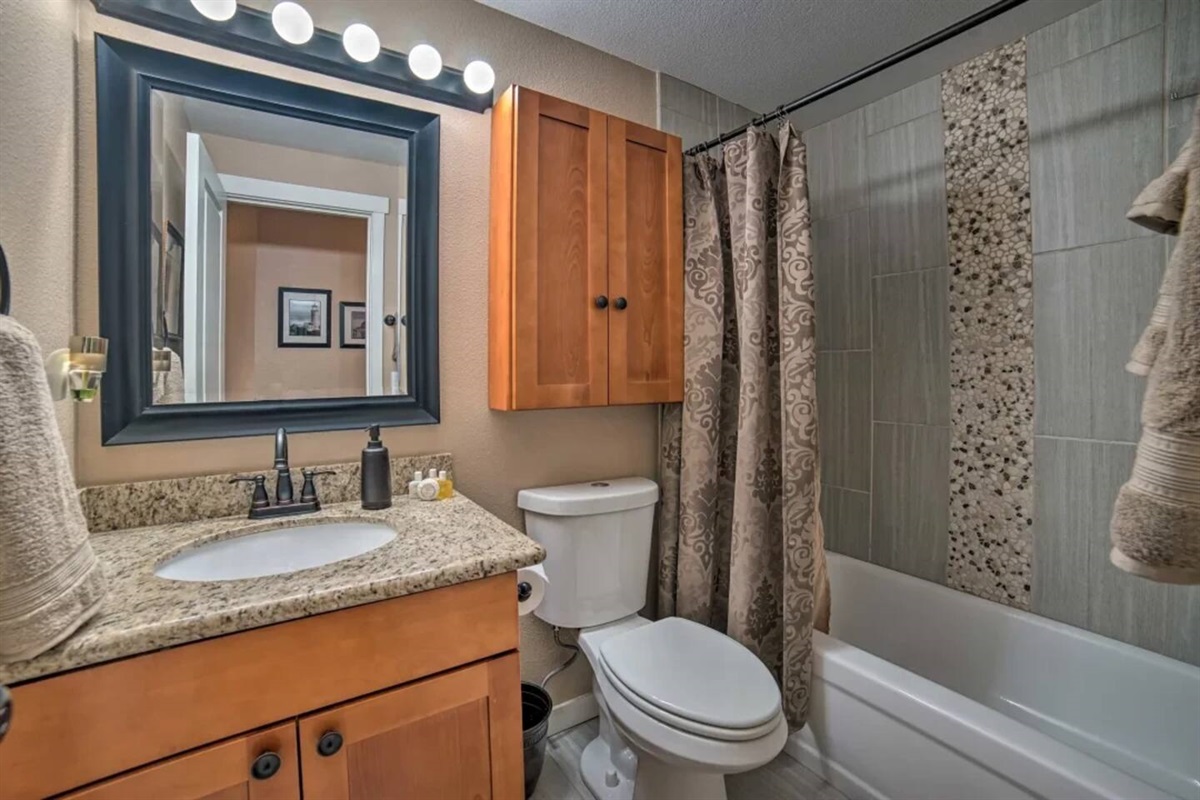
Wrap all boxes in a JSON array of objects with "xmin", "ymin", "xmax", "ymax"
[{"xmin": 518, "ymin": 478, "xmax": 787, "ymax": 800}]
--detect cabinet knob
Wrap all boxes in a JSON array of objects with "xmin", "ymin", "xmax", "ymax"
[
  {"xmin": 594, "ymin": 295, "xmax": 609, "ymax": 309},
  {"xmin": 317, "ymin": 730, "xmax": 344, "ymax": 757},
  {"xmin": 250, "ymin": 751, "xmax": 282, "ymax": 780},
  {"xmin": 613, "ymin": 297, "xmax": 628, "ymax": 310}
]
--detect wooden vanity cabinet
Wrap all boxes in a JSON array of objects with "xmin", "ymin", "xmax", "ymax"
[
  {"xmin": 298, "ymin": 656, "xmax": 521, "ymax": 800},
  {"xmin": 489, "ymin": 85, "xmax": 683, "ymax": 410},
  {"xmin": 60, "ymin": 723, "xmax": 300, "ymax": 800},
  {"xmin": 0, "ymin": 576, "xmax": 522, "ymax": 800}
]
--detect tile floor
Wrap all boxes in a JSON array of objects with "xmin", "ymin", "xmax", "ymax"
[{"xmin": 531, "ymin": 719, "xmax": 848, "ymax": 800}]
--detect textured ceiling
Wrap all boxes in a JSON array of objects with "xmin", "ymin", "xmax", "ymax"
[{"xmin": 474, "ymin": 0, "xmax": 1001, "ymax": 111}]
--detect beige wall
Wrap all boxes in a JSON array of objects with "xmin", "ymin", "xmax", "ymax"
[
  {"xmin": 66, "ymin": 0, "xmax": 660, "ymax": 701},
  {"xmin": 225, "ymin": 204, "xmax": 368, "ymax": 401},
  {"xmin": 0, "ymin": 0, "xmax": 77, "ymax": 457}
]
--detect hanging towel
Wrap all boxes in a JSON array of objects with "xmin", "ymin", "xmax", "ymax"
[
  {"xmin": 1126, "ymin": 130, "xmax": 1195, "ymax": 376},
  {"xmin": 1110, "ymin": 104, "xmax": 1200, "ymax": 585},
  {"xmin": 0, "ymin": 316, "xmax": 107, "ymax": 662},
  {"xmin": 152, "ymin": 348, "xmax": 185, "ymax": 405}
]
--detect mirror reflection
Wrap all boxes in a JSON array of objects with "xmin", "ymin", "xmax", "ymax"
[{"xmin": 148, "ymin": 89, "xmax": 409, "ymax": 404}]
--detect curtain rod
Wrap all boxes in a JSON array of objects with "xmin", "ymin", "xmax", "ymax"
[{"xmin": 685, "ymin": 0, "xmax": 1031, "ymax": 156}]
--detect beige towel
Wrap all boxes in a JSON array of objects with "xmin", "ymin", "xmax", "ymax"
[
  {"xmin": 0, "ymin": 316, "xmax": 106, "ymax": 662},
  {"xmin": 1126, "ymin": 130, "xmax": 1194, "ymax": 375},
  {"xmin": 1110, "ymin": 104, "xmax": 1200, "ymax": 585},
  {"xmin": 153, "ymin": 347, "xmax": 185, "ymax": 405}
]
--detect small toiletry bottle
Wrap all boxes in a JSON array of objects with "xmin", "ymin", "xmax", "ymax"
[
  {"xmin": 361, "ymin": 424, "xmax": 392, "ymax": 510},
  {"xmin": 437, "ymin": 469, "xmax": 453, "ymax": 500},
  {"xmin": 417, "ymin": 474, "xmax": 440, "ymax": 501},
  {"xmin": 408, "ymin": 470, "xmax": 423, "ymax": 498}
]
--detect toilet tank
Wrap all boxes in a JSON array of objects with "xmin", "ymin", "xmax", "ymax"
[{"xmin": 518, "ymin": 478, "xmax": 659, "ymax": 629}]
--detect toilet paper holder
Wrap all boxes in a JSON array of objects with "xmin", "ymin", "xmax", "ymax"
[{"xmin": 517, "ymin": 581, "xmax": 533, "ymax": 602}]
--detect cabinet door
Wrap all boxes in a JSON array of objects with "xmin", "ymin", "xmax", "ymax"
[
  {"xmin": 511, "ymin": 88, "xmax": 609, "ymax": 409},
  {"xmin": 60, "ymin": 723, "xmax": 298, "ymax": 800},
  {"xmin": 298, "ymin": 655, "xmax": 522, "ymax": 800},
  {"xmin": 607, "ymin": 119, "xmax": 684, "ymax": 404}
]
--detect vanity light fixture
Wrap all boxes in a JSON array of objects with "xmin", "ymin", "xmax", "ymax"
[
  {"xmin": 189, "ymin": 0, "xmax": 237, "ymax": 22},
  {"xmin": 271, "ymin": 1, "xmax": 313, "ymax": 45},
  {"xmin": 342, "ymin": 23, "xmax": 381, "ymax": 63},
  {"xmin": 463, "ymin": 60, "xmax": 495, "ymax": 94},
  {"xmin": 92, "ymin": 0, "xmax": 494, "ymax": 113},
  {"xmin": 407, "ymin": 44, "xmax": 442, "ymax": 80}
]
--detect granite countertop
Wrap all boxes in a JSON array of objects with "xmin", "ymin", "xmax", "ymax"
[{"xmin": 0, "ymin": 493, "xmax": 544, "ymax": 685}]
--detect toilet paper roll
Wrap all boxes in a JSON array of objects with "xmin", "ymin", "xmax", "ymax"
[{"xmin": 517, "ymin": 564, "xmax": 548, "ymax": 617}]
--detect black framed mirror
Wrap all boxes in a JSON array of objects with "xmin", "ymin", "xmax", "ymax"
[{"xmin": 96, "ymin": 35, "xmax": 439, "ymax": 445}]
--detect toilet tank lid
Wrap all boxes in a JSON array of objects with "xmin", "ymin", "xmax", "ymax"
[{"xmin": 518, "ymin": 477, "xmax": 659, "ymax": 516}]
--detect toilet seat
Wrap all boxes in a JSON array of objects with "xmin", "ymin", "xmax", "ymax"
[
  {"xmin": 598, "ymin": 655, "xmax": 782, "ymax": 742},
  {"xmin": 597, "ymin": 617, "xmax": 782, "ymax": 742}
]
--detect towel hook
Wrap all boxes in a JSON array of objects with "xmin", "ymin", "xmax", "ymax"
[{"xmin": 0, "ymin": 242, "xmax": 11, "ymax": 316}]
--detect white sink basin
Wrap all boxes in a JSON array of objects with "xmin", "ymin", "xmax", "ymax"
[{"xmin": 154, "ymin": 521, "xmax": 397, "ymax": 582}]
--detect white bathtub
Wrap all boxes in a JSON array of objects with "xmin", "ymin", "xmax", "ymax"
[{"xmin": 789, "ymin": 554, "xmax": 1200, "ymax": 800}]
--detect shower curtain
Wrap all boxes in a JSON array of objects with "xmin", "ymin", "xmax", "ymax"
[{"xmin": 658, "ymin": 124, "xmax": 829, "ymax": 728}]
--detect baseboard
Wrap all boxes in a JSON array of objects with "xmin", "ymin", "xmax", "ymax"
[
  {"xmin": 785, "ymin": 733, "xmax": 885, "ymax": 800},
  {"xmin": 548, "ymin": 692, "xmax": 599, "ymax": 736}
]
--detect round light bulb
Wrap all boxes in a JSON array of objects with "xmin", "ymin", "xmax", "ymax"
[
  {"xmin": 342, "ymin": 23, "xmax": 380, "ymax": 63},
  {"xmin": 407, "ymin": 44, "xmax": 442, "ymax": 80},
  {"xmin": 463, "ymin": 60, "xmax": 495, "ymax": 94},
  {"xmin": 190, "ymin": 0, "xmax": 237, "ymax": 21},
  {"xmin": 271, "ymin": 1, "xmax": 313, "ymax": 45}
]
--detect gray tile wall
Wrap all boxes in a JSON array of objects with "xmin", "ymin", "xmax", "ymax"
[
  {"xmin": 804, "ymin": 0, "xmax": 1198, "ymax": 665},
  {"xmin": 1027, "ymin": 0, "xmax": 1200, "ymax": 665},
  {"xmin": 804, "ymin": 102, "xmax": 878, "ymax": 569},
  {"xmin": 657, "ymin": 73, "xmax": 756, "ymax": 150},
  {"xmin": 804, "ymin": 78, "xmax": 951, "ymax": 585}
]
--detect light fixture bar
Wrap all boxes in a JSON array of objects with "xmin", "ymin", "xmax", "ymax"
[{"xmin": 91, "ymin": 0, "xmax": 493, "ymax": 114}]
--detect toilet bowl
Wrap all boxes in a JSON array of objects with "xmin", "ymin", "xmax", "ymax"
[
  {"xmin": 517, "ymin": 478, "xmax": 787, "ymax": 800},
  {"xmin": 578, "ymin": 616, "xmax": 787, "ymax": 800}
]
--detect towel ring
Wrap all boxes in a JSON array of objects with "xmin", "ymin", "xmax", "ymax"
[{"xmin": 0, "ymin": 242, "xmax": 10, "ymax": 316}]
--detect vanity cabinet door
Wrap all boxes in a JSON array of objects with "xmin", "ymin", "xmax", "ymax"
[
  {"xmin": 59, "ymin": 723, "xmax": 298, "ymax": 800},
  {"xmin": 297, "ymin": 654, "xmax": 522, "ymax": 800},
  {"xmin": 606, "ymin": 118, "xmax": 684, "ymax": 404},
  {"xmin": 490, "ymin": 85, "xmax": 610, "ymax": 410}
]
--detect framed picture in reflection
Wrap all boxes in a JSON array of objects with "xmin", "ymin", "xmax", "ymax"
[
  {"xmin": 278, "ymin": 287, "xmax": 331, "ymax": 348},
  {"xmin": 340, "ymin": 301, "xmax": 367, "ymax": 349}
]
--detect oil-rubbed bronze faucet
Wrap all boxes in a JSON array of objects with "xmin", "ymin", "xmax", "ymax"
[{"xmin": 229, "ymin": 428, "xmax": 334, "ymax": 519}]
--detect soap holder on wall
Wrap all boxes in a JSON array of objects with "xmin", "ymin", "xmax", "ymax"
[{"xmin": 45, "ymin": 336, "xmax": 109, "ymax": 403}]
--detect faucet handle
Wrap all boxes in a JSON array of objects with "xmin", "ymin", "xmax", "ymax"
[
  {"xmin": 300, "ymin": 469, "xmax": 336, "ymax": 505},
  {"xmin": 230, "ymin": 475, "xmax": 270, "ymax": 510}
]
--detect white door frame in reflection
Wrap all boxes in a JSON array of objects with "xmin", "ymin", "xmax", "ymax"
[{"xmin": 215, "ymin": 173, "xmax": 406, "ymax": 397}]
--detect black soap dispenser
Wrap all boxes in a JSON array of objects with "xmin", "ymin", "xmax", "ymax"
[{"xmin": 361, "ymin": 424, "xmax": 392, "ymax": 510}]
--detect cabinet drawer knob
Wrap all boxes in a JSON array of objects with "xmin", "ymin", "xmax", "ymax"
[
  {"xmin": 250, "ymin": 751, "xmax": 282, "ymax": 780},
  {"xmin": 614, "ymin": 297, "xmax": 628, "ymax": 310},
  {"xmin": 594, "ymin": 295, "xmax": 609, "ymax": 309},
  {"xmin": 317, "ymin": 730, "xmax": 344, "ymax": 757}
]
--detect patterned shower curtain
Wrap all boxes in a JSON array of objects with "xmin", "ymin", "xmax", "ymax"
[{"xmin": 658, "ymin": 125, "xmax": 829, "ymax": 728}]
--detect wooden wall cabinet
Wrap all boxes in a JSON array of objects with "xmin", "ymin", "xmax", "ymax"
[
  {"xmin": 490, "ymin": 85, "xmax": 683, "ymax": 410},
  {"xmin": 0, "ymin": 576, "xmax": 522, "ymax": 800}
]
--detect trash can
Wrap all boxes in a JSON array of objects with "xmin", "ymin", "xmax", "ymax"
[{"xmin": 521, "ymin": 682, "xmax": 553, "ymax": 799}]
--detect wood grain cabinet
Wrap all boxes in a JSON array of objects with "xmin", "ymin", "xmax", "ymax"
[
  {"xmin": 298, "ymin": 656, "xmax": 521, "ymax": 800},
  {"xmin": 60, "ymin": 723, "xmax": 300, "ymax": 800},
  {"xmin": 0, "ymin": 576, "xmax": 522, "ymax": 800},
  {"xmin": 489, "ymin": 85, "xmax": 683, "ymax": 410}
]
